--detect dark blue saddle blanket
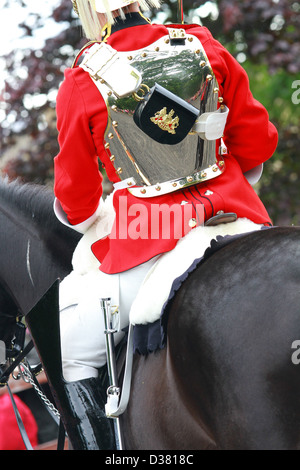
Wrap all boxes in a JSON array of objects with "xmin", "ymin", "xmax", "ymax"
[{"xmin": 132, "ymin": 228, "xmax": 269, "ymax": 355}]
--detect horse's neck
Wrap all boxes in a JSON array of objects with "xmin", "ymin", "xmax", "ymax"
[{"xmin": 0, "ymin": 181, "xmax": 80, "ymax": 314}]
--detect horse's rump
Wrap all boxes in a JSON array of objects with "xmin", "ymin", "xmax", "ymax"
[{"xmin": 164, "ymin": 226, "xmax": 300, "ymax": 449}]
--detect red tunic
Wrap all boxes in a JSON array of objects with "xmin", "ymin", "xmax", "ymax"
[{"xmin": 54, "ymin": 21, "xmax": 278, "ymax": 274}]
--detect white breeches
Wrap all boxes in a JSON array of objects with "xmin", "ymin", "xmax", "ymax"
[
  {"xmin": 59, "ymin": 257, "xmax": 158, "ymax": 382},
  {"xmin": 59, "ymin": 217, "xmax": 263, "ymax": 382}
]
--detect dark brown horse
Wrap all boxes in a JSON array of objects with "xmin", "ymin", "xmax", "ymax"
[
  {"xmin": 1, "ymin": 179, "xmax": 300, "ymax": 450},
  {"xmin": 122, "ymin": 227, "xmax": 300, "ymax": 450}
]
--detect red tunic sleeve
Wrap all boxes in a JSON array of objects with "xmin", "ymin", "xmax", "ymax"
[
  {"xmin": 54, "ymin": 68, "xmax": 108, "ymax": 226},
  {"xmin": 187, "ymin": 25, "xmax": 278, "ymax": 173}
]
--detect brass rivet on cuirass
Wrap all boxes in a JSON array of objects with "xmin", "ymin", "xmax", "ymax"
[
  {"xmin": 104, "ymin": 142, "xmax": 110, "ymax": 149},
  {"xmin": 187, "ymin": 176, "xmax": 193, "ymax": 182},
  {"xmin": 206, "ymin": 74, "xmax": 213, "ymax": 81},
  {"xmin": 189, "ymin": 218, "xmax": 197, "ymax": 228},
  {"xmin": 108, "ymin": 133, "xmax": 114, "ymax": 139},
  {"xmin": 140, "ymin": 188, "xmax": 146, "ymax": 194},
  {"xmin": 155, "ymin": 46, "xmax": 160, "ymax": 51},
  {"xmin": 200, "ymin": 60, "xmax": 206, "ymax": 67},
  {"xmin": 110, "ymin": 155, "xmax": 115, "ymax": 162},
  {"xmin": 201, "ymin": 171, "xmax": 207, "ymax": 178},
  {"xmin": 112, "ymin": 121, "xmax": 118, "ymax": 127},
  {"xmin": 116, "ymin": 167, "xmax": 123, "ymax": 174},
  {"xmin": 188, "ymin": 37, "xmax": 193, "ymax": 42},
  {"xmin": 127, "ymin": 55, "xmax": 133, "ymax": 60}
]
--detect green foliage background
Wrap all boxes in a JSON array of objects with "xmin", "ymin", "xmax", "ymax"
[{"xmin": 243, "ymin": 63, "xmax": 300, "ymax": 225}]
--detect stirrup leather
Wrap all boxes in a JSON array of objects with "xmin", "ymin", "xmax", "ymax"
[{"xmin": 100, "ymin": 298, "xmax": 134, "ymax": 450}]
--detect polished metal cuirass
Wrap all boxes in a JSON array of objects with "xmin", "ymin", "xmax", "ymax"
[{"xmin": 92, "ymin": 28, "xmax": 226, "ymax": 197}]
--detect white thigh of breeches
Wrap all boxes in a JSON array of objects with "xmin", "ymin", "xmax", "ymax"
[{"xmin": 59, "ymin": 257, "xmax": 158, "ymax": 382}]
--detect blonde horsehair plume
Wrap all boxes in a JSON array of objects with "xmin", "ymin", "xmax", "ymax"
[
  {"xmin": 76, "ymin": 0, "xmax": 161, "ymax": 39},
  {"xmin": 76, "ymin": 0, "xmax": 102, "ymax": 39},
  {"xmin": 101, "ymin": 0, "xmax": 115, "ymax": 23}
]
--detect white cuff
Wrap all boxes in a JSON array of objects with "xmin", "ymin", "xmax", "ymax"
[
  {"xmin": 53, "ymin": 198, "xmax": 100, "ymax": 234},
  {"xmin": 244, "ymin": 164, "xmax": 263, "ymax": 185}
]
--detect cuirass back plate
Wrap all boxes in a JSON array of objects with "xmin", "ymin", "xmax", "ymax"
[{"xmin": 99, "ymin": 31, "xmax": 225, "ymax": 197}]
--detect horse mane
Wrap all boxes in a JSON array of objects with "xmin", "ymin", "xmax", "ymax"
[
  {"xmin": 0, "ymin": 177, "xmax": 59, "ymax": 230},
  {"xmin": 0, "ymin": 177, "xmax": 81, "ymax": 273}
]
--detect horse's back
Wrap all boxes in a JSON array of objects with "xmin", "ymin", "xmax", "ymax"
[{"xmin": 167, "ymin": 226, "xmax": 300, "ymax": 449}]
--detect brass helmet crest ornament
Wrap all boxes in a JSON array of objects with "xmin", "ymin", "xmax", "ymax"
[
  {"xmin": 71, "ymin": 0, "xmax": 79, "ymax": 15},
  {"xmin": 177, "ymin": 0, "xmax": 184, "ymax": 24}
]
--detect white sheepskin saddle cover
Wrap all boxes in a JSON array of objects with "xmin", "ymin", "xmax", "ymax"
[
  {"xmin": 62, "ymin": 196, "xmax": 262, "ymax": 325},
  {"xmin": 129, "ymin": 217, "xmax": 261, "ymax": 325}
]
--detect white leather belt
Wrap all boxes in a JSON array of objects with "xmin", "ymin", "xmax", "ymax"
[
  {"xmin": 192, "ymin": 106, "xmax": 229, "ymax": 140},
  {"xmin": 80, "ymin": 42, "xmax": 142, "ymax": 98}
]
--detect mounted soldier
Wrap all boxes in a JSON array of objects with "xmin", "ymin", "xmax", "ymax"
[{"xmin": 26, "ymin": 0, "xmax": 278, "ymax": 450}]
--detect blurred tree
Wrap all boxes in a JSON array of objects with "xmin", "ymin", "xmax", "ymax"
[
  {"xmin": 1, "ymin": 0, "xmax": 84, "ymax": 183},
  {"xmin": 0, "ymin": 0, "xmax": 299, "ymax": 223},
  {"xmin": 242, "ymin": 62, "xmax": 300, "ymax": 225}
]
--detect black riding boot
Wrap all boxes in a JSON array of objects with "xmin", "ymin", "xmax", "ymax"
[{"xmin": 25, "ymin": 280, "xmax": 116, "ymax": 450}]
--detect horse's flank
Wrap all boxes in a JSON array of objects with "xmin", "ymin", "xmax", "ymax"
[{"xmin": 123, "ymin": 227, "xmax": 300, "ymax": 450}]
